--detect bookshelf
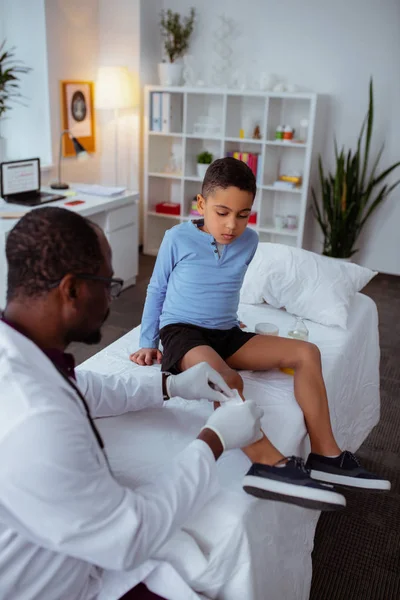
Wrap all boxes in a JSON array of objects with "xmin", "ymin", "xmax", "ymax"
[{"xmin": 143, "ymin": 86, "xmax": 318, "ymax": 255}]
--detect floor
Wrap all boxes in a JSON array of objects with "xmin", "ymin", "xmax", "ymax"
[{"xmin": 71, "ymin": 256, "xmax": 400, "ymax": 600}]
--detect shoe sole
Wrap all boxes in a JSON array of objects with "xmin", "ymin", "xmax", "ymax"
[
  {"xmin": 309, "ymin": 469, "xmax": 391, "ymax": 491},
  {"xmin": 243, "ymin": 475, "xmax": 346, "ymax": 511}
]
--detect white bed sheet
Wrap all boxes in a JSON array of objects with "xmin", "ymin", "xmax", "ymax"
[{"xmin": 80, "ymin": 292, "xmax": 380, "ymax": 600}]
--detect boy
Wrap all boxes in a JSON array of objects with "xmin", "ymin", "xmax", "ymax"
[{"xmin": 131, "ymin": 157, "xmax": 390, "ymax": 510}]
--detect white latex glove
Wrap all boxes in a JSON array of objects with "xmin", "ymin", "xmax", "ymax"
[
  {"xmin": 166, "ymin": 362, "xmax": 235, "ymax": 403},
  {"xmin": 201, "ymin": 400, "xmax": 264, "ymax": 451}
]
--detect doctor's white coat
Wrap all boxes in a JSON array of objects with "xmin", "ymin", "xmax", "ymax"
[{"xmin": 0, "ymin": 321, "xmax": 218, "ymax": 600}]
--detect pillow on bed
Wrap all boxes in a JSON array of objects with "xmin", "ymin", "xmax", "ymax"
[{"xmin": 240, "ymin": 243, "xmax": 377, "ymax": 329}]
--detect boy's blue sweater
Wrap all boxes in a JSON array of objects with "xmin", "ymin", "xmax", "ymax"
[{"xmin": 140, "ymin": 220, "xmax": 258, "ymax": 348}]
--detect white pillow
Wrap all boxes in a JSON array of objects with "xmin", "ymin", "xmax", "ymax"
[{"xmin": 240, "ymin": 243, "xmax": 377, "ymax": 329}]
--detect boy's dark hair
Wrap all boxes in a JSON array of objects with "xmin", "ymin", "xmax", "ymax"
[
  {"xmin": 201, "ymin": 157, "xmax": 257, "ymax": 199},
  {"xmin": 6, "ymin": 206, "xmax": 103, "ymax": 301}
]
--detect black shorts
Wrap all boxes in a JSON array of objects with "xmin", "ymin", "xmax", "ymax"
[{"xmin": 160, "ymin": 323, "xmax": 257, "ymax": 374}]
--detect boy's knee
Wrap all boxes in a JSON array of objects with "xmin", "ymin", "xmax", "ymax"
[
  {"xmin": 298, "ymin": 342, "xmax": 321, "ymax": 365},
  {"xmin": 221, "ymin": 368, "xmax": 243, "ymax": 393}
]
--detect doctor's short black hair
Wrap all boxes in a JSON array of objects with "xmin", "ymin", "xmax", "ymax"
[
  {"xmin": 6, "ymin": 206, "xmax": 104, "ymax": 301},
  {"xmin": 201, "ymin": 157, "xmax": 257, "ymax": 199}
]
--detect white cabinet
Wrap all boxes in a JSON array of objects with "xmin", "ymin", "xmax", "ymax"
[
  {"xmin": 0, "ymin": 190, "xmax": 139, "ymax": 307},
  {"xmin": 143, "ymin": 86, "xmax": 318, "ymax": 255}
]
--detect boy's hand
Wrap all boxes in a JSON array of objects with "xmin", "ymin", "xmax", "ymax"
[{"xmin": 130, "ymin": 348, "xmax": 162, "ymax": 366}]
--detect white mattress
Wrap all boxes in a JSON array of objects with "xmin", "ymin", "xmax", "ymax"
[{"xmin": 80, "ymin": 293, "xmax": 380, "ymax": 600}]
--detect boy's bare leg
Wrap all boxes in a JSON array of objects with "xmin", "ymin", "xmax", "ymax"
[
  {"xmin": 180, "ymin": 346, "xmax": 284, "ymax": 465},
  {"xmin": 226, "ymin": 336, "xmax": 341, "ymax": 457}
]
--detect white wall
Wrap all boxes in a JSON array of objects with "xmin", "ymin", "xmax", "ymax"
[
  {"xmin": 42, "ymin": 0, "xmax": 102, "ymax": 186},
  {"xmin": 97, "ymin": 0, "xmax": 141, "ymax": 190},
  {"xmin": 1, "ymin": 0, "xmax": 52, "ymax": 165},
  {"xmin": 162, "ymin": 0, "xmax": 400, "ymax": 275}
]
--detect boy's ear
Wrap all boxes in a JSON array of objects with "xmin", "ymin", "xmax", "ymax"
[{"xmin": 197, "ymin": 194, "xmax": 205, "ymax": 214}]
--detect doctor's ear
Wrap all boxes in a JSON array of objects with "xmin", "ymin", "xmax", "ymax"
[{"xmin": 69, "ymin": 286, "xmax": 77, "ymax": 299}]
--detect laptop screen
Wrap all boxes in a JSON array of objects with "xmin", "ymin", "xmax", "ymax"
[{"xmin": 1, "ymin": 158, "xmax": 41, "ymax": 198}]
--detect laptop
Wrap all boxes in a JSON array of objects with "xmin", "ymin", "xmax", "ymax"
[{"xmin": 0, "ymin": 158, "xmax": 66, "ymax": 206}]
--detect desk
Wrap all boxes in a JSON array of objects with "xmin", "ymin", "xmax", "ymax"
[{"xmin": 0, "ymin": 188, "xmax": 139, "ymax": 308}]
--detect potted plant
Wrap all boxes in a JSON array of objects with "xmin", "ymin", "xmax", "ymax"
[
  {"xmin": 312, "ymin": 79, "xmax": 400, "ymax": 260},
  {"xmin": 0, "ymin": 41, "xmax": 31, "ymax": 161},
  {"xmin": 197, "ymin": 150, "xmax": 213, "ymax": 179},
  {"xmin": 159, "ymin": 8, "xmax": 195, "ymax": 87}
]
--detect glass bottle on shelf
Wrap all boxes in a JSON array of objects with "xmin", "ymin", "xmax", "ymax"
[{"xmin": 287, "ymin": 317, "xmax": 309, "ymax": 341}]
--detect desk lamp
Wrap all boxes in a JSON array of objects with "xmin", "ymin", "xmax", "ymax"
[{"xmin": 50, "ymin": 130, "xmax": 88, "ymax": 190}]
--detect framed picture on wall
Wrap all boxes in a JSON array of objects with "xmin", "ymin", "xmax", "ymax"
[{"xmin": 60, "ymin": 80, "xmax": 95, "ymax": 156}]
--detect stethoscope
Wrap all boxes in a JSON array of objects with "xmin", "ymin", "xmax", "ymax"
[{"xmin": 52, "ymin": 362, "xmax": 106, "ymax": 452}]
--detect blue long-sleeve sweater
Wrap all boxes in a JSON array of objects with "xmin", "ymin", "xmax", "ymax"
[{"xmin": 139, "ymin": 220, "xmax": 258, "ymax": 348}]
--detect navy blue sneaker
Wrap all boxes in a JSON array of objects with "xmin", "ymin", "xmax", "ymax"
[
  {"xmin": 243, "ymin": 456, "xmax": 346, "ymax": 511},
  {"xmin": 306, "ymin": 451, "xmax": 391, "ymax": 491}
]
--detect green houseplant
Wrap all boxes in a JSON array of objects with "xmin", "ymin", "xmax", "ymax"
[
  {"xmin": 158, "ymin": 8, "xmax": 195, "ymax": 86},
  {"xmin": 0, "ymin": 40, "xmax": 31, "ymax": 160},
  {"xmin": 196, "ymin": 150, "xmax": 213, "ymax": 179},
  {"xmin": 312, "ymin": 79, "xmax": 400, "ymax": 259}
]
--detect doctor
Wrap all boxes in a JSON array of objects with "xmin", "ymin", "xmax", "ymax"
[{"xmin": 0, "ymin": 207, "xmax": 263, "ymax": 600}]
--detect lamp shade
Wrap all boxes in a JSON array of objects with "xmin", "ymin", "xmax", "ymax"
[{"xmin": 95, "ymin": 66, "xmax": 139, "ymax": 110}]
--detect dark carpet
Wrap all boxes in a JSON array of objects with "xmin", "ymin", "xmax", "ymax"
[
  {"xmin": 71, "ymin": 256, "xmax": 400, "ymax": 600},
  {"xmin": 310, "ymin": 274, "xmax": 400, "ymax": 600}
]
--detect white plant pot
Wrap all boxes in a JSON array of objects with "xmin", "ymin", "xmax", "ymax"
[
  {"xmin": 197, "ymin": 163, "xmax": 209, "ymax": 179},
  {"xmin": 158, "ymin": 62, "xmax": 183, "ymax": 86},
  {"xmin": 331, "ymin": 256, "xmax": 353, "ymax": 263}
]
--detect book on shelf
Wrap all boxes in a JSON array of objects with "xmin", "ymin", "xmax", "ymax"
[
  {"xmin": 150, "ymin": 92, "xmax": 162, "ymax": 131},
  {"xmin": 161, "ymin": 93, "xmax": 182, "ymax": 133},
  {"xmin": 226, "ymin": 151, "xmax": 262, "ymax": 185},
  {"xmin": 150, "ymin": 92, "xmax": 182, "ymax": 133}
]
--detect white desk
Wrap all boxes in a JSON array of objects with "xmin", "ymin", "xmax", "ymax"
[{"xmin": 0, "ymin": 188, "xmax": 139, "ymax": 308}]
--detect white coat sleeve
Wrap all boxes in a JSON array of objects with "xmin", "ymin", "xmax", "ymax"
[
  {"xmin": 75, "ymin": 368, "xmax": 164, "ymax": 418},
  {"xmin": 0, "ymin": 408, "xmax": 218, "ymax": 571}
]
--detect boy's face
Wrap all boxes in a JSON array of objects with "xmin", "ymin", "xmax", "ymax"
[{"xmin": 196, "ymin": 186, "xmax": 254, "ymax": 244}]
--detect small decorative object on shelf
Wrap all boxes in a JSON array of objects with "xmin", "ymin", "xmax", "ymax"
[
  {"xmin": 279, "ymin": 173, "xmax": 302, "ymax": 186},
  {"xmin": 164, "ymin": 142, "xmax": 183, "ymax": 175},
  {"xmin": 193, "ymin": 116, "xmax": 221, "ymax": 136},
  {"xmin": 299, "ymin": 118, "xmax": 309, "ymax": 143},
  {"xmin": 196, "ymin": 150, "xmax": 213, "ymax": 179},
  {"xmin": 248, "ymin": 211, "xmax": 257, "ymax": 225},
  {"xmin": 286, "ymin": 215, "xmax": 298, "ymax": 230},
  {"xmin": 274, "ymin": 214, "xmax": 286, "ymax": 230},
  {"xmin": 273, "ymin": 180, "xmax": 296, "ymax": 190},
  {"xmin": 275, "ymin": 125, "xmax": 284, "ymax": 140},
  {"xmin": 252, "ymin": 125, "xmax": 262, "ymax": 140},
  {"xmin": 258, "ymin": 73, "xmax": 278, "ymax": 91},
  {"xmin": 239, "ymin": 128, "xmax": 245, "ymax": 139},
  {"xmin": 287, "ymin": 317, "xmax": 309, "ymax": 341},
  {"xmin": 283, "ymin": 126, "xmax": 294, "ymax": 141},
  {"xmin": 155, "ymin": 202, "xmax": 181, "ymax": 216},
  {"xmin": 158, "ymin": 8, "xmax": 196, "ymax": 86}
]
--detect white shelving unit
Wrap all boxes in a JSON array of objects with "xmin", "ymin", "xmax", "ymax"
[{"xmin": 143, "ymin": 85, "xmax": 317, "ymax": 256}]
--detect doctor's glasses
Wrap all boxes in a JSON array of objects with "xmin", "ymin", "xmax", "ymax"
[{"xmin": 48, "ymin": 274, "xmax": 124, "ymax": 299}]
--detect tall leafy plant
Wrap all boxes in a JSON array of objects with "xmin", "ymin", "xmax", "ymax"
[
  {"xmin": 0, "ymin": 41, "xmax": 31, "ymax": 121},
  {"xmin": 312, "ymin": 79, "xmax": 400, "ymax": 258},
  {"xmin": 160, "ymin": 8, "xmax": 195, "ymax": 63}
]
